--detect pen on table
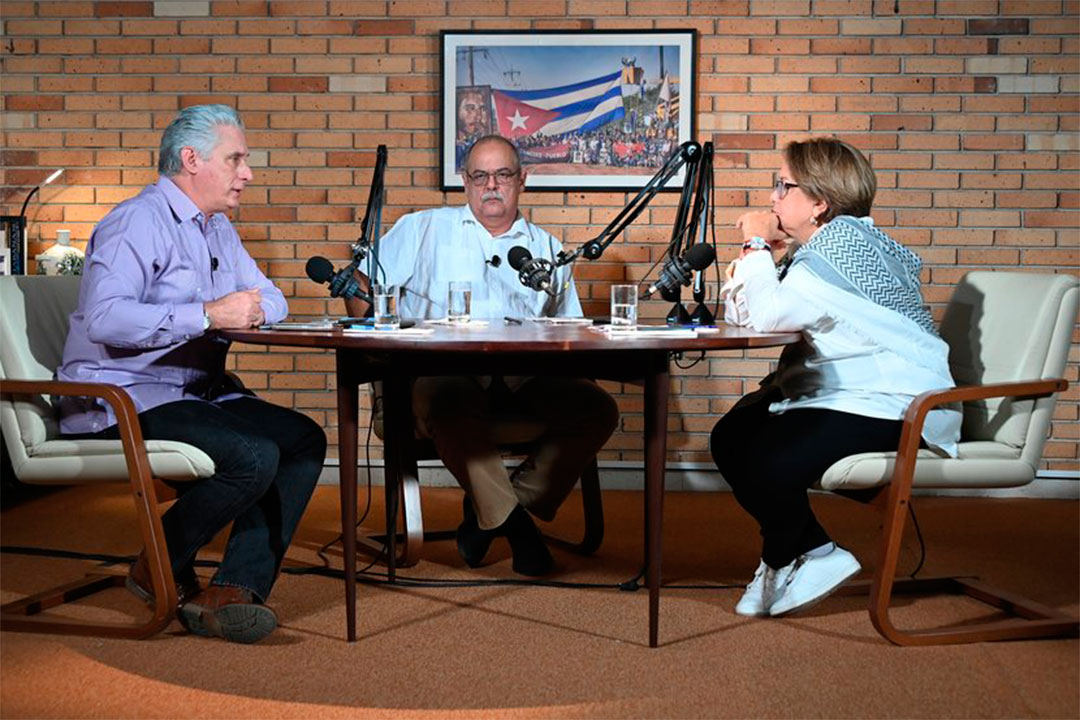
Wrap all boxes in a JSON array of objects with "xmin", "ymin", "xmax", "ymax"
[{"xmin": 504, "ymin": 316, "xmax": 523, "ymax": 325}]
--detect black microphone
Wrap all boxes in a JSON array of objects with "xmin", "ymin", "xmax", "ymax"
[
  {"xmin": 486, "ymin": 254, "xmax": 502, "ymax": 268},
  {"xmin": 305, "ymin": 256, "xmax": 372, "ymax": 303},
  {"xmin": 508, "ymin": 246, "xmax": 554, "ymax": 295},
  {"xmin": 210, "ymin": 257, "xmax": 219, "ymax": 271},
  {"xmin": 643, "ymin": 243, "xmax": 716, "ymax": 298}
]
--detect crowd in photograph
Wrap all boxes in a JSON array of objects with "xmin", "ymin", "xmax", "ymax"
[{"xmin": 513, "ymin": 120, "xmax": 680, "ymax": 169}]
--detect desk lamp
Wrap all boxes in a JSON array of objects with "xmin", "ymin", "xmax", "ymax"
[{"xmin": 2, "ymin": 169, "xmax": 64, "ymax": 275}]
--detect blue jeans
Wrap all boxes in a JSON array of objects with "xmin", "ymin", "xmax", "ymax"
[{"xmin": 78, "ymin": 397, "xmax": 326, "ymax": 602}]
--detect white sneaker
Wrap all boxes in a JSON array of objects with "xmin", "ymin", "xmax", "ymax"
[
  {"xmin": 768, "ymin": 546, "xmax": 861, "ymax": 617},
  {"xmin": 734, "ymin": 559, "xmax": 794, "ymax": 617}
]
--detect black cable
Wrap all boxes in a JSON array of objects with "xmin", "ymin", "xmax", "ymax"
[
  {"xmin": 0, "ymin": 543, "xmax": 657, "ymax": 592},
  {"xmin": 283, "ymin": 563, "xmax": 650, "ymax": 591},
  {"xmin": 1, "ymin": 492, "xmax": 932, "ymax": 591},
  {"xmin": 907, "ymin": 499, "xmax": 927, "ymax": 578},
  {"xmin": 313, "ymin": 392, "xmax": 383, "ymax": 572},
  {"xmin": 673, "ymin": 350, "xmax": 706, "ymax": 369},
  {"xmin": 0, "ymin": 546, "xmax": 135, "ymax": 566},
  {"xmin": 708, "ymin": 165, "xmax": 721, "ymax": 322}
]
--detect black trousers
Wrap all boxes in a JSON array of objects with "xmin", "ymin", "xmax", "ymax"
[{"xmin": 709, "ymin": 391, "xmax": 903, "ymax": 570}]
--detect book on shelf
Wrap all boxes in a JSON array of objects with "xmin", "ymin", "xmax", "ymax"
[{"xmin": 0, "ymin": 216, "xmax": 27, "ymax": 275}]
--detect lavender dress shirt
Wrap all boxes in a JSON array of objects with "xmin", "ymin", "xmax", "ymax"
[{"xmin": 58, "ymin": 176, "xmax": 287, "ymax": 434}]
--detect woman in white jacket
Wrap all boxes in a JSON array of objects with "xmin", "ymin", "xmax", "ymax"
[{"xmin": 714, "ymin": 137, "xmax": 960, "ymax": 619}]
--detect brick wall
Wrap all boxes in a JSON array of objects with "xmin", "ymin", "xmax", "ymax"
[{"xmin": 2, "ymin": 0, "xmax": 1077, "ymax": 471}]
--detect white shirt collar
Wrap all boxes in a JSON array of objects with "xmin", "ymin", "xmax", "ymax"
[{"xmin": 458, "ymin": 203, "xmax": 528, "ymax": 240}]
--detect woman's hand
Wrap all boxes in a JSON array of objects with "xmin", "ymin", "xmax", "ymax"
[
  {"xmin": 735, "ymin": 211, "xmax": 792, "ymax": 260},
  {"xmin": 736, "ymin": 211, "xmax": 787, "ymax": 242}
]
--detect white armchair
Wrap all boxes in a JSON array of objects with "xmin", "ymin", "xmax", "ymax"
[
  {"xmin": 817, "ymin": 271, "xmax": 1079, "ymax": 645},
  {"xmin": 1, "ymin": 276, "xmax": 214, "ymax": 638}
]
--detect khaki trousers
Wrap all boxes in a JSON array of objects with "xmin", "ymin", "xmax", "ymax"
[{"xmin": 412, "ymin": 375, "xmax": 619, "ymax": 530}]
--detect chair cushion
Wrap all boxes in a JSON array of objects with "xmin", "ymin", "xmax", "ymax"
[
  {"xmin": 15, "ymin": 439, "xmax": 214, "ymax": 484},
  {"xmin": 818, "ymin": 440, "xmax": 1032, "ymax": 491}
]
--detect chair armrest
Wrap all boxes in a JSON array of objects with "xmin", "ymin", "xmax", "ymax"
[
  {"xmin": 1, "ymin": 377, "xmax": 155, "ymax": 493},
  {"xmin": 2, "ymin": 378, "xmax": 144, "ymax": 438},
  {"xmin": 902, "ymin": 378, "xmax": 1068, "ymax": 434},
  {"xmin": 888, "ymin": 377, "xmax": 1069, "ymax": 485}
]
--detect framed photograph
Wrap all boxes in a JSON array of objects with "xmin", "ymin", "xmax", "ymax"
[{"xmin": 440, "ymin": 29, "xmax": 696, "ymax": 192}]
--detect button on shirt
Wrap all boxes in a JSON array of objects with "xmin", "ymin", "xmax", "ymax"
[
  {"xmin": 371, "ymin": 204, "xmax": 582, "ymax": 320},
  {"xmin": 58, "ymin": 176, "xmax": 287, "ymax": 434}
]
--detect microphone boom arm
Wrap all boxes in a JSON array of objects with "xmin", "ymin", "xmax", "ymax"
[
  {"xmin": 558, "ymin": 141, "xmax": 702, "ymax": 266},
  {"xmin": 689, "ymin": 142, "xmax": 714, "ymax": 304},
  {"xmin": 355, "ymin": 144, "xmax": 388, "ymax": 274}
]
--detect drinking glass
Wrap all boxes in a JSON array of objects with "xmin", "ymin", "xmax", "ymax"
[
  {"xmin": 610, "ymin": 284, "xmax": 638, "ymax": 331},
  {"xmin": 447, "ymin": 281, "xmax": 472, "ymax": 323},
  {"xmin": 372, "ymin": 283, "xmax": 399, "ymax": 330}
]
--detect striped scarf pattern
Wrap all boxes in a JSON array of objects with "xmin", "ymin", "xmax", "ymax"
[{"xmin": 790, "ymin": 216, "xmax": 938, "ymax": 335}]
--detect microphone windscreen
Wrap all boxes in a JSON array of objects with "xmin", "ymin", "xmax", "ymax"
[
  {"xmin": 507, "ymin": 246, "xmax": 533, "ymax": 271},
  {"xmin": 305, "ymin": 256, "xmax": 334, "ymax": 283},
  {"xmin": 685, "ymin": 243, "xmax": 716, "ymax": 270}
]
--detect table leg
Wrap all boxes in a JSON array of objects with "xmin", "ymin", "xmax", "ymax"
[
  {"xmin": 336, "ymin": 352, "xmax": 359, "ymax": 642},
  {"xmin": 644, "ymin": 354, "xmax": 670, "ymax": 648},
  {"xmin": 381, "ymin": 375, "xmax": 412, "ymax": 581}
]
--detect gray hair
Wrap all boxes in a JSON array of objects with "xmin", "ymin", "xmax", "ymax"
[{"xmin": 158, "ymin": 104, "xmax": 244, "ymax": 176}]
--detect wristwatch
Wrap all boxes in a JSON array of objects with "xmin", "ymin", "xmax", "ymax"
[
  {"xmin": 742, "ymin": 236, "xmax": 770, "ymax": 252},
  {"xmin": 202, "ymin": 306, "xmax": 212, "ymax": 331}
]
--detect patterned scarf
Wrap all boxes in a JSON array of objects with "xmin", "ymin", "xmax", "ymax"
[{"xmin": 790, "ymin": 216, "xmax": 938, "ymax": 335}]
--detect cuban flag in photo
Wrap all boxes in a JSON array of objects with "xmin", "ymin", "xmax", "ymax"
[{"xmin": 494, "ymin": 70, "xmax": 626, "ymax": 138}]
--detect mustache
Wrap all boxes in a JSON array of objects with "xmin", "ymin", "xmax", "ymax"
[{"xmin": 481, "ymin": 190, "xmax": 504, "ymax": 202}]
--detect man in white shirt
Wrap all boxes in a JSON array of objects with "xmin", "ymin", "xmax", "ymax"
[{"xmin": 346, "ymin": 136, "xmax": 618, "ymax": 576}]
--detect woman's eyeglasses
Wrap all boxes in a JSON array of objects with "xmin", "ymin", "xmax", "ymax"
[
  {"xmin": 774, "ymin": 177, "xmax": 799, "ymax": 199},
  {"xmin": 464, "ymin": 169, "xmax": 520, "ymax": 187}
]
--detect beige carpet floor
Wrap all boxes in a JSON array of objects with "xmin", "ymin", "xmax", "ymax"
[{"xmin": 2, "ymin": 484, "xmax": 1077, "ymax": 719}]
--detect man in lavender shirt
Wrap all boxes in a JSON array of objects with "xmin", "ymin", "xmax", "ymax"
[{"xmin": 58, "ymin": 105, "xmax": 326, "ymax": 644}]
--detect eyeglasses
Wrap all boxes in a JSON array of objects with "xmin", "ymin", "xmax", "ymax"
[
  {"xmin": 774, "ymin": 177, "xmax": 799, "ymax": 199},
  {"xmin": 464, "ymin": 169, "xmax": 520, "ymax": 187}
]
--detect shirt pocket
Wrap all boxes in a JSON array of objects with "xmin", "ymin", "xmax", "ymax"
[{"xmin": 153, "ymin": 266, "xmax": 199, "ymax": 304}]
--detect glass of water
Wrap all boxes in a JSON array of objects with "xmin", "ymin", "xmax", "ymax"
[
  {"xmin": 372, "ymin": 283, "xmax": 399, "ymax": 330},
  {"xmin": 447, "ymin": 281, "xmax": 472, "ymax": 323},
  {"xmin": 610, "ymin": 284, "xmax": 638, "ymax": 331}
]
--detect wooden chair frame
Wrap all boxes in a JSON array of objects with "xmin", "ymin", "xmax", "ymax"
[
  {"xmin": 846, "ymin": 377, "xmax": 1080, "ymax": 646},
  {"xmin": 1, "ymin": 379, "xmax": 178, "ymax": 639}
]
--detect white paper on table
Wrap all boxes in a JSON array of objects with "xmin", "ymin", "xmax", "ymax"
[
  {"xmin": 527, "ymin": 317, "xmax": 593, "ymax": 325},
  {"xmin": 591, "ymin": 325, "xmax": 699, "ymax": 339},
  {"xmin": 424, "ymin": 318, "xmax": 489, "ymax": 327},
  {"xmin": 341, "ymin": 327, "xmax": 436, "ymax": 336}
]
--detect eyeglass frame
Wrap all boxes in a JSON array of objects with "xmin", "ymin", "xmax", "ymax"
[
  {"xmin": 774, "ymin": 177, "xmax": 800, "ymax": 199},
  {"xmin": 463, "ymin": 168, "xmax": 521, "ymax": 187}
]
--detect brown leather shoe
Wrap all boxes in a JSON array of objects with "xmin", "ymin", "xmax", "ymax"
[
  {"xmin": 178, "ymin": 585, "xmax": 278, "ymax": 644},
  {"xmin": 125, "ymin": 550, "xmax": 201, "ymax": 608}
]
